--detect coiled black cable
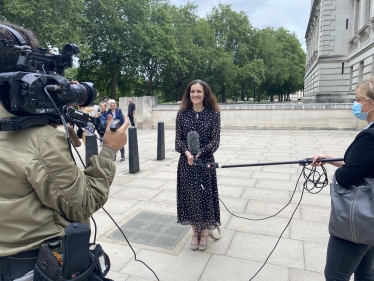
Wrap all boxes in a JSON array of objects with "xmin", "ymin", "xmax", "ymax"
[{"xmin": 217, "ymin": 162, "xmax": 330, "ymax": 281}]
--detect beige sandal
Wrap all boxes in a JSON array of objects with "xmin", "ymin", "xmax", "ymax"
[
  {"xmin": 191, "ymin": 234, "xmax": 199, "ymax": 251},
  {"xmin": 199, "ymin": 234, "xmax": 208, "ymax": 251}
]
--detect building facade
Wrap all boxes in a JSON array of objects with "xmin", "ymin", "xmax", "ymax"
[{"xmin": 304, "ymin": 0, "xmax": 374, "ymax": 103}]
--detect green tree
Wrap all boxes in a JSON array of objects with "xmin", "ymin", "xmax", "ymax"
[
  {"xmin": 236, "ymin": 59, "xmax": 265, "ymax": 101},
  {"xmin": 211, "ymin": 49, "xmax": 237, "ymax": 103},
  {"xmin": 0, "ymin": 0, "xmax": 86, "ymax": 50},
  {"xmin": 256, "ymin": 28, "xmax": 289, "ymax": 102},
  {"xmin": 160, "ymin": 4, "xmax": 199, "ymax": 102},
  {"xmin": 158, "ymin": 5, "xmax": 219, "ymax": 102},
  {"xmin": 137, "ymin": 1, "xmax": 177, "ymax": 96},
  {"xmin": 207, "ymin": 4, "xmax": 260, "ymax": 102},
  {"xmin": 78, "ymin": 0, "xmax": 149, "ymax": 99},
  {"xmin": 274, "ymin": 28, "xmax": 306, "ymax": 100}
]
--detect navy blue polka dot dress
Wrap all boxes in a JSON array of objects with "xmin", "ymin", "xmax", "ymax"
[{"xmin": 175, "ymin": 108, "xmax": 221, "ymax": 232}]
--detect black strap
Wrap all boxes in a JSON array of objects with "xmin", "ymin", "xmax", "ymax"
[{"xmin": 0, "ymin": 25, "xmax": 28, "ymax": 46}]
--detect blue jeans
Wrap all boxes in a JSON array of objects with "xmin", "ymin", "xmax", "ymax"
[{"xmin": 325, "ymin": 235, "xmax": 374, "ymax": 281}]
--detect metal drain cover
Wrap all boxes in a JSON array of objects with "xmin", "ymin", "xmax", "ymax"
[{"xmin": 105, "ymin": 211, "xmax": 190, "ymax": 254}]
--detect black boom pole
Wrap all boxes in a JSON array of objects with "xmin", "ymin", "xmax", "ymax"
[{"xmin": 198, "ymin": 158, "xmax": 344, "ymax": 169}]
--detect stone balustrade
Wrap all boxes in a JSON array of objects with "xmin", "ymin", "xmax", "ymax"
[{"xmin": 119, "ymin": 97, "xmax": 365, "ymax": 131}]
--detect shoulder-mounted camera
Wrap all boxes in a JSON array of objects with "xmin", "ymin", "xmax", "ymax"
[{"xmin": 0, "ymin": 24, "xmax": 97, "ymax": 131}]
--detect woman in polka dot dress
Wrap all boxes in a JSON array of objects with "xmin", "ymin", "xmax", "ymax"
[{"xmin": 175, "ymin": 80, "xmax": 221, "ymax": 251}]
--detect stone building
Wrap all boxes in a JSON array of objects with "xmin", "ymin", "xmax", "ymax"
[{"xmin": 304, "ymin": 0, "xmax": 374, "ymax": 103}]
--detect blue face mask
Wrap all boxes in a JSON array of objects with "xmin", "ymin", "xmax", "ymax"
[{"xmin": 352, "ymin": 101, "xmax": 369, "ymax": 120}]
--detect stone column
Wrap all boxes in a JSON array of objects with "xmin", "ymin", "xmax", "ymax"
[
  {"xmin": 354, "ymin": 0, "xmax": 359, "ymax": 34},
  {"xmin": 359, "ymin": 0, "xmax": 366, "ymax": 30},
  {"xmin": 142, "ymin": 96, "xmax": 158, "ymax": 130}
]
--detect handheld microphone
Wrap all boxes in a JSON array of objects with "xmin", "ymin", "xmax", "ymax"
[{"xmin": 187, "ymin": 131, "xmax": 200, "ymax": 156}]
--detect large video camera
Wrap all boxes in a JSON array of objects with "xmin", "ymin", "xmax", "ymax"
[{"xmin": 0, "ymin": 24, "xmax": 97, "ymax": 131}]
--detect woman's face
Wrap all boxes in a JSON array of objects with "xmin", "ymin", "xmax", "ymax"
[
  {"xmin": 100, "ymin": 104, "xmax": 106, "ymax": 111},
  {"xmin": 355, "ymin": 92, "xmax": 367, "ymax": 105},
  {"xmin": 356, "ymin": 93, "xmax": 371, "ymax": 110},
  {"xmin": 190, "ymin": 83, "xmax": 204, "ymax": 107},
  {"xmin": 110, "ymin": 102, "xmax": 117, "ymax": 110}
]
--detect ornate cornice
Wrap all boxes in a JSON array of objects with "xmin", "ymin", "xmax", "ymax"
[{"xmin": 305, "ymin": 0, "xmax": 321, "ymax": 39}]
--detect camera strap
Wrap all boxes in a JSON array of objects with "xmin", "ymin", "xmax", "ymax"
[{"xmin": 0, "ymin": 25, "xmax": 28, "ymax": 46}]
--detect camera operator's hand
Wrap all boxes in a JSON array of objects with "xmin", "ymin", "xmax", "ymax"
[
  {"xmin": 67, "ymin": 125, "xmax": 81, "ymax": 147},
  {"xmin": 103, "ymin": 115, "xmax": 129, "ymax": 151}
]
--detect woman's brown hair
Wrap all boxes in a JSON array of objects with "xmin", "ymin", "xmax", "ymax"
[{"xmin": 179, "ymin": 80, "xmax": 220, "ymax": 111}]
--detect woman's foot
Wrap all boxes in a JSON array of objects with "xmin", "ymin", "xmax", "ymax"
[
  {"xmin": 199, "ymin": 235, "xmax": 208, "ymax": 251},
  {"xmin": 113, "ymin": 155, "xmax": 116, "ymax": 161},
  {"xmin": 191, "ymin": 234, "xmax": 199, "ymax": 251},
  {"xmin": 199, "ymin": 230, "xmax": 208, "ymax": 251},
  {"xmin": 120, "ymin": 158, "xmax": 125, "ymax": 162}
]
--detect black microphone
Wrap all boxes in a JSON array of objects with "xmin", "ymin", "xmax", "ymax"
[{"xmin": 187, "ymin": 131, "xmax": 200, "ymax": 157}]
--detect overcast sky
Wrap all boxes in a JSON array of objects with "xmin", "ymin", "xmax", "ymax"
[{"xmin": 169, "ymin": 0, "xmax": 311, "ymax": 50}]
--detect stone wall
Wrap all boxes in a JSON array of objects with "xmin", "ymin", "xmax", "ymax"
[
  {"xmin": 119, "ymin": 96, "xmax": 158, "ymax": 129},
  {"xmin": 119, "ymin": 97, "xmax": 365, "ymax": 130}
]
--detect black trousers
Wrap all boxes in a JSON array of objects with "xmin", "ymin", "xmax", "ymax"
[
  {"xmin": 325, "ymin": 235, "xmax": 374, "ymax": 281},
  {"xmin": 129, "ymin": 116, "xmax": 135, "ymax": 127}
]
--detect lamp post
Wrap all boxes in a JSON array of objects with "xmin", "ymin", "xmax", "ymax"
[
  {"xmin": 210, "ymin": 67, "xmax": 214, "ymax": 86},
  {"xmin": 253, "ymin": 77, "xmax": 257, "ymax": 103}
]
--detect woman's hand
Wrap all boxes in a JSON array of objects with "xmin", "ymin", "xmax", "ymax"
[
  {"xmin": 311, "ymin": 154, "xmax": 329, "ymax": 167},
  {"xmin": 311, "ymin": 154, "xmax": 344, "ymax": 168},
  {"xmin": 185, "ymin": 151, "xmax": 194, "ymax": 166}
]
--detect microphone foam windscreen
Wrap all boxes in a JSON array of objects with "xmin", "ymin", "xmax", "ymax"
[{"xmin": 187, "ymin": 131, "xmax": 200, "ymax": 155}]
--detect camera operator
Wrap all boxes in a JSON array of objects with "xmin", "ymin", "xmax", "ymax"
[{"xmin": 0, "ymin": 22, "xmax": 130, "ymax": 281}]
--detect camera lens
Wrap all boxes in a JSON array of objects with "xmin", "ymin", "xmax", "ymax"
[
  {"xmin": 62, "ymin": 44, "xmax": 80, "ymax": 56},
  {"xmin": 69, "ymin": 82, "xmax": 97, "ymax": 107}
]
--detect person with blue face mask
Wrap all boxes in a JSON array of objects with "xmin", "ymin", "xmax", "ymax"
[
  {"xmin": 310, "ymin": 79, "xmax": 374, "ymax": 281},
  {"xmin": 352, "ymin": 100, "xmax": 374, "ymax": 121}
]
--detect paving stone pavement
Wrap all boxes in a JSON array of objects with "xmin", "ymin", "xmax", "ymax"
[{"xmin": 68, "ymin": 128, "xmax": 360, "ymax": 281}]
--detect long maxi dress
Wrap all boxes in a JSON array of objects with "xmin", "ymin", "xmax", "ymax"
[{"xmin": 175, "ymin": 108, "xmax": 221, "ymax": 232}]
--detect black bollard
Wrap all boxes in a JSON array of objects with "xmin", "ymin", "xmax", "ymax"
[
  {"xmin": 128, "ymin": 126, "xmax": 140, "ymax": 173},
  {"xmin": 157, "ymin": 121, "xmax": 165, "ymax": 160},
  {"xmin": 85, "ymin": 133, "xmax": 98, "ymax": 164}
]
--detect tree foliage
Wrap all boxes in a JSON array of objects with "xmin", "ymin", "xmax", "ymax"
[
  {"xmin": 1, "ymin": 0, "xmax": 86, "ymax": 50},
  {"xmin": 0, "ymin": 0, "xmax": 306, "ymax": 102}
]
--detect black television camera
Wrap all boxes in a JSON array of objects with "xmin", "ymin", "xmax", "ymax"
[{"xmin": 0, "ymin": 24, "xmax": 97, "ymax": 132}]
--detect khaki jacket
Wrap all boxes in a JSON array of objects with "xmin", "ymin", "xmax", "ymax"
[{"xmin": 0, "ymin": 125, "xmax": 116, "ymax": 256}]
